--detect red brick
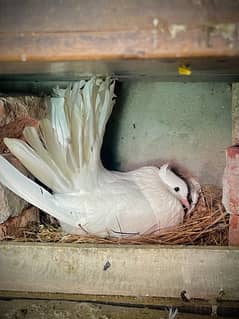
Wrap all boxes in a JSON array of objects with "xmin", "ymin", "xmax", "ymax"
[{"xmin": 223, "ymin": 145, "xmax": 239, "ymax": 245}]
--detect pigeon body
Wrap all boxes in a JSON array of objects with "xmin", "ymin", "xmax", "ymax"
[
  {"xmin": 0, "ymin": 78, "xmax": 189, "ymax": 237},
  {"xmin": 54, "ymin": 166, "xmax": 185, "ymax": 236}
]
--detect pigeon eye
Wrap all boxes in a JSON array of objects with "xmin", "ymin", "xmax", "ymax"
[{"xmin": 174, "ymin": 187, "xmax": 180, "ymax": 192}]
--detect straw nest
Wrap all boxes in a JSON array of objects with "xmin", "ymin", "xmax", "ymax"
[{"xmin": 12, "ymin": 185, "xmax": 229, "ymax": 245}]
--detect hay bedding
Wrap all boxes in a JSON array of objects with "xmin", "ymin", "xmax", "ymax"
[
  {"xmin": 7, "ymin": 185, "xmax": 229, "ymax": 245},
  {"xmin": 0, "ymin": 97, "xmax": 229, "ymax": 246}
]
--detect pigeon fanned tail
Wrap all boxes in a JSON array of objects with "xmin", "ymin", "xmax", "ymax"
[
  {"xmin": 4, "ymin": 137, "xmax": 69, "ymax": 193},
  {"xmin": 3, "ymin": 78, "xmax": 115, "ymax": 193},
  {"xmin": 0, "ymin": 78, "xmax": 115, "ymax": 229},
  {"xmin": 0, "ymin": 155, "xmax": 77, "ymax": 226}
]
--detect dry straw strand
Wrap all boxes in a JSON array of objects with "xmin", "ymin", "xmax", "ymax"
[{"xmin": 9, "ymin": 185, "xmax": 229, "ymax": 246}]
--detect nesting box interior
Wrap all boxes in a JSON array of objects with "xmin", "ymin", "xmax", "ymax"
[
  {"xmin": 0, "ymin": 81, "xmax": 232, "ymax": 186},
  {"xmin": 0, "ymin": 1, "xmax": 239, "ymax": 317},
  {"xmin": 0, "ymin": 80, "xmax": 232, "ymax": 246},
  {"xmin": 102, "ymin": 81, "xmax": 232, "ymax": 186}
]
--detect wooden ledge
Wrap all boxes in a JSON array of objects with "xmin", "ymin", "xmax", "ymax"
[
  {"xmin": 0, "ymin": 1, "xmax": 239, "ymax": 64},
  {"xmin": 0, "ymin": 27, "xmax": 239, "ymax": 63},
  {"xmin": 0, "ymin": 243, "xmax": 238, "ymax": 301}
]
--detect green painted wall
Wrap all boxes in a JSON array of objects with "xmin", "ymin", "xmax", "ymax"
[{"xmin": 102, "ymin": 82, "xmax": 232, "ymax": 186}]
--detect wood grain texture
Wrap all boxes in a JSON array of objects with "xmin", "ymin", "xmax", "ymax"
[
  {"xmin": 0, "ymin": 0, "xmax": 238, "ymax": 64},
  {"xmin": 0, "ymin": 58, "xmax": 239, "ymax": 82},
  {"xmin": 0, "ymin": 27, "xmax": 238, "ymax": 62},
  {"xmin": 1, "ymin": 0, "xmax": 239, "ymax": 33},
  {"xmin": 0, "ymin": 299, "xmax": 229, "ymax": 319},
  {"xmin": 0, "ymin": 243, "xmax": 238, "ymax": 300}
]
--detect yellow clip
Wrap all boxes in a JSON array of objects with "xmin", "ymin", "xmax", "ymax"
[{"xmin": 178, "ymin": 65, "xmax": 192, "ymax": 76}]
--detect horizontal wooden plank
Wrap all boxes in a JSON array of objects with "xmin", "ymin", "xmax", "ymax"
[
  {"xmin": 1, "ymin": 0, "xmax": 239, "ymax": 33},
  {"xmin": 0, "ymin": 57, "xmax": 239, "ymax": 83},
  {"xmin": 0, "ymin": 291, "xmax": 214, "ymax": 313},
  {"xmin": 0, "ymin": 1, "xmax": 239, "ymax": 64},
  {"xmin": 1, "ymin": 291, "xmax": 239, "ymax": 317},
  {"xmin": 0, "ymin": 299, "xmax": 230, "ymax": 319},
  {"xmin": 0, "ymin": 26, "xmax": 239, "ymax": 63},
  {"xmin": 0, "ymin": 243, "xmax": 239, "ymax": 301}
]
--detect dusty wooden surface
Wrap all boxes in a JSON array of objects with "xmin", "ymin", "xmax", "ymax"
[
  {"xmin": 1, "ymin": 58, "xmax": 239, "ymax": 82},
  {"xmin": 0, "ymin": 0, "xmax": 238, "ymax": 80},
  {"xmin": 1, "ymin": 0, "xmax": 239, "ymax": 34},
  {"xmin": 0, "ymin": 0, "xmax": 239, "ymax": 61},
  {"xmin": 0, "ymin": 299, "xmax": 233, "ymax": 319},
  {"xmin": 0, "ymin": 243, "xmax": 238, "ymax": 301},
  {"xmin": 0, "ymin": 291, "xmax": 215, "ymax": 313},
  {"xmin": 1, "ymin": 291, "xmax": 239, "ymax": 317}
]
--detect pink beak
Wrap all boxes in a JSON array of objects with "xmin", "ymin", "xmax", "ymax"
[{"xmin": 181, "ymin": 198, "xmax": 190, "ymax": 209}]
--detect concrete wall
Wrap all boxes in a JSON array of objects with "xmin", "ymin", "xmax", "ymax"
[{"xmin": 102, "ymin": 82, "xmax": 232, "ymax": 186}]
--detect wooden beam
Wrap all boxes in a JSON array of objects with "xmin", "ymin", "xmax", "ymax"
[
  {"xmin": 0, "ymin": 0, "xmax": 238, "ymax": 64},
  {"xmin": 0, "ymin": 243, "xmax": 239, "ymax": 301},
  {"xmin": 1, "ymin": 28, "xmax": 239, "ymax": 62},
  {"xmin": 0, "ymin": 58, "xmax": 239, "ymax": 82},
  {"xmin": 1, "ymin": 291, "xmax": 239, "ymax": 316},
  {"xmin": 0, "ymin": 299, "xmax": 228, "ymax": 319},
  {"xmin": 1, "ymin": 0, "xmax": 239, "ymax": 34}
]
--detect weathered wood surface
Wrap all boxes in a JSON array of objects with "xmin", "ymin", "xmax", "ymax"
[
  {"xmin": 0, "ymin": 299, "xmax": 230, "ymax": 319},
  {"xmin": 1, "ymin": 58, "xmax": 239, "ymax": 82},
  {"xmin": 1, "ymin": 0, "xmax": 239, "ymax": 33},
  {"xmin": 0, "ymin": 0, "xmax": 238, "ymax": 65},
  {"xmin": 0, "ymin": 243, "xmax": 238, "ymax": 301},
  {"xmin": 1, "ymin": 291, "xmax": 239, "ymax": 317}
]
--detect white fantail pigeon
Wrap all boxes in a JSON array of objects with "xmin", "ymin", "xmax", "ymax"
[{"xmin": 0, "ymin": 78, "xmax": 191, "ymax": 237}]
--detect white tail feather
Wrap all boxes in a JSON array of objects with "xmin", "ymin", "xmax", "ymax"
[
  {"xmin": 0, "ymin": 155, "xmax": 78, "ymax": 226},
  {"xmin": 4, "ymin": 137, "xmax": 70, "ymax": 193},
  {"xmin": 3, "ymin": 78, "xmax": 115, "ymax": 193}
]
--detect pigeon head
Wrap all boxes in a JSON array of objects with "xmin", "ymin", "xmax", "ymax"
[{"xmin": 159, "ymin": 164, "xmax": 190, "ymax": 209}]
